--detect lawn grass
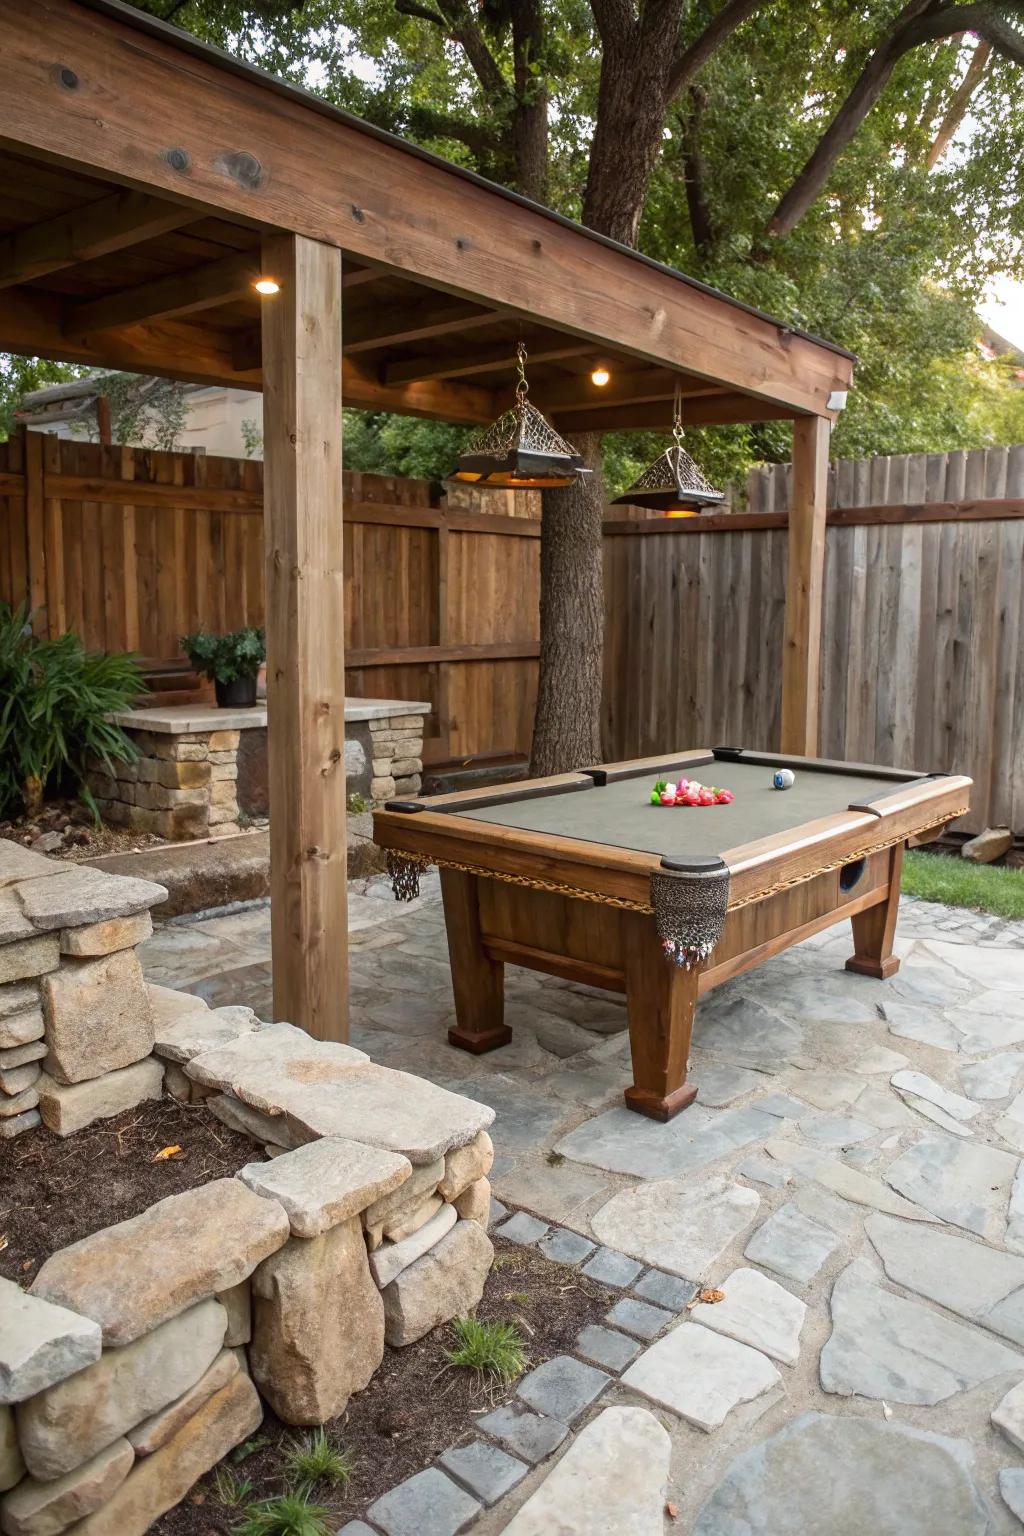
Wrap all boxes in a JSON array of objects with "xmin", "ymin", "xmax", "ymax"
[{"xmin": 902, "ymin": 849, "xmax": 1024, "ymax": 920}]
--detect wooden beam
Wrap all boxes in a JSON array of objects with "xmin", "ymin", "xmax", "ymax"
[
  {"xmin": 554, "ymin": 395, "xmax": 799, "ymax": 432},
  {"xmin": 0, "ymin": 189, "xmax": 193, "ymax": 290},
  {"xmin": 343, "ymin": 294, "xmax": 504, "ymax": 354},
  {"xmin": 261, "ymin": 231, "xmax": 347, "ymax": 1042},
  {"xmin": 535, "ymin": 369, "xmax": 723, "ymax": 414},
  {"xmin": 64, "ymin": 250, "xmax": 260, "ymax": 338},
  {"xmin": 780, "ymin": 415, "xmax": 831, "ymax": 754},
  {"xmin": 385, "ymin": 339, "xmax": 595, "ymax": 386},
  {"xmin": 0, "ymin": 0, "xmax": 853, "ymax": 415}
]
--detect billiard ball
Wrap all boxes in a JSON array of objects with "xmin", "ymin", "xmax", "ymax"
[{"xmin": 772, "ymin": 769, "xmax": 795, "ymax": 790}]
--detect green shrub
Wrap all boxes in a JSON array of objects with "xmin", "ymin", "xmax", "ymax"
[
  {"xmin": 181, "ymin": 626, "xmax": 265, "ymax": 685},
  {"xmin": 0, "ymin": 603, "xmax": 141, "ymax": 820}
]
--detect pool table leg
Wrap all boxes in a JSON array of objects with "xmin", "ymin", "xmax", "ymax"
[
  {"xmin": 846, "ymin": 843, "xmax": 903, "ymax": 980},
  {"xmin": 440, "ymin": 869, "xmax": 513, "ymax": 1053},
  {"xmin": 622, "ymin": 912, "xmax": 699, "ymax": 1122}
]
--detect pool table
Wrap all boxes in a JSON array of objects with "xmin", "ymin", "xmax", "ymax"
[{"xmin": 373, "ymin": 749, "xmax": 971, "ymax": 1121}]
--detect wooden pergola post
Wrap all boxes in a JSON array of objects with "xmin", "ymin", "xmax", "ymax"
[
  {"xmin": 261, "ymin": 232, "xmax": 348, "ymax": 1040},
  {"xmin": 780, "ymin": 414, "xmax": 831, "ymax": 755}
]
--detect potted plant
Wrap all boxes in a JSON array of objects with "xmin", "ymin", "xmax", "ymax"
[{"xmin": 181, "ymin": 627, "xmax": 266, "ymax": 708}]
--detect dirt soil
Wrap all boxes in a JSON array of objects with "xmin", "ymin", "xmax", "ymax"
[
  {"xmin": 0, "ymin": 1098, "xmax": 261, "ymax": 1287},
  {"xmin": 153, "ymin": 1236, "xmax": 618, "ymax": 1535},
  {"xmin": 0, "ymin": 797, "xmax": 163, "ymax": 861}
]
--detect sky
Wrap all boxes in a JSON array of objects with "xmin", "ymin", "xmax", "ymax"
[{"xmin": 979, "ymin": 275, "xmax": 1024, "ymax": 351}]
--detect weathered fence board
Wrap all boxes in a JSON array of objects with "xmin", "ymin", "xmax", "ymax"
[
  {"xmin": 606, "ymin": 445, "xmax": 1024, "ymax": 833},
  {"xmin": 0, "ymin": 431, "xmax": 541, "ymax": 768}
]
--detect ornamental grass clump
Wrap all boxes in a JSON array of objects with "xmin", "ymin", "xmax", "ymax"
[
  {"xmin": 232, "ymin": 1491, "xmax": 333, "ymax": 1536},
  {"xmin": 0, "ymin": 601, "xmax": 141, "ymax": 819},
  {"xmin": 446, "ymin": 1315, "xmax": 529, "ymax": 1383},
  {"xmin": 282, "ymin": 1429, "xmax": 356, "ymax": 1494}
]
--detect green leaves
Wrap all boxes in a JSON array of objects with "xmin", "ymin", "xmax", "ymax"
[
  {"xmin": 180, "ymin": 627, "xmax": 266, "ymax": 684},
  {"xmin": 0, "ymin": 604, "xmax": 141, "ymax": 821}
]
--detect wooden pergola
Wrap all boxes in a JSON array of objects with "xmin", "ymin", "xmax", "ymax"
[{"xmin": 0, "ymin": 0, "xmax": 855, "ymax": 1041}]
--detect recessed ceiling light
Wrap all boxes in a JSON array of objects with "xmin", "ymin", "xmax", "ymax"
[
  {"xmin": 254, "ymin": 277, "xmax": 280, "ymax": 296},
  {"xmin": 590, "ymin": 365, "xmax": 611, "ymax": 387}
]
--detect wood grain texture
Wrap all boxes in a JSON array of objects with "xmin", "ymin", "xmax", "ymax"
[
  {"xmin": 261, "ymin": 232, "xmax": 347, "ymax": 1041},
  {"xmin": 780, "ymin": 416, "xmax": 830, "ymax": 754}
]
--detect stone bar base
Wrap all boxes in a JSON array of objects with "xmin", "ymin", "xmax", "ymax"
[{"xmin": 87, "ymin": 698, "xmax": 430, "ymax": 840}]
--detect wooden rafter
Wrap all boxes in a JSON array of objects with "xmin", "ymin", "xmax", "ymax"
[
  {"xmin": 63, "ymin": 249, "xmax": 261, "ymax": 337},
  {"xmin": 343, "ymin": 295, "xmax": 506, "ymax": 353},
  {"xmin": 0, "ymin": 189, "xmax": 193, "ymax": 290},
  {"xmin": 384, "ymin": 339, "xmax": 596, "ymax": 386}
]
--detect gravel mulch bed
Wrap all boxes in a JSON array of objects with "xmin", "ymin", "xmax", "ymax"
[{"xmin": 154, "ymin": 1236, "xmax": 617, "ymax": 1534}]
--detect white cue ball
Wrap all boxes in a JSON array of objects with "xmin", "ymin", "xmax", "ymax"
[{"xmin": 772, "ymin": 769, "xmax": 795, "ymax": 790}]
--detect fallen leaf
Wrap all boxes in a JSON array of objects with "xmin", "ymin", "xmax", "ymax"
[
  {"xmin": 0, "ymin": 1235, "xmax": 8, "ymax": 1254},
  {"xmin": 688, "ymin": 1287, "xmax": 725, "ymax": 1307},
  {"xmin": 666, "ymin": 1502, "xmax": 678, "ymax": 1520},
  {"xmin": 153, "ymin": 1145, "xmax": 184, "ymax": 1161}
]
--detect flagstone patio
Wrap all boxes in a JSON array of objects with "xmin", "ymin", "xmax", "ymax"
[{"xmin": 138, "ymin": 877, "xmax": 1024, "ymax": 1534}]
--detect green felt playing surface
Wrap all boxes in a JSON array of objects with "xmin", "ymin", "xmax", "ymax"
[{"xmin": 451, "ymin": 758, "xmax": 914, "ymax": 858}]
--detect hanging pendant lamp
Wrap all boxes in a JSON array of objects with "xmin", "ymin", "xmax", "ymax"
[
  {"xmin": 612, "ymin": 381, "xmax": 724, "ymax": 516},
  {"xmin": 448, "ymin": 342, "xmax": 589, "ymax": 489}
]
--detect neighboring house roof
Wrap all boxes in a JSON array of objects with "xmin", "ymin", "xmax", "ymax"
[{"xmin": 14, "ymin": 376, "xmax": 214, "ymax": 430}]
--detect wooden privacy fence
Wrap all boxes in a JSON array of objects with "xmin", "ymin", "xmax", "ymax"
[
  {"xmin": 604, "ymin": 445, "xmax": 1024, "ymax": 835},
  {"xmin": 0, "ymin": 430, "xmax": 541, "ymax": 767}
]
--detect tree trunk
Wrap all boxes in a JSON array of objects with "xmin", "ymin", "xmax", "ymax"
[
  {"xmin": 511, "ymin": 0, "xmax": 549, "ymax": 202},
  {"xmin": 530, "ymin": 433, "xmax": 605, "ymax": 777}
]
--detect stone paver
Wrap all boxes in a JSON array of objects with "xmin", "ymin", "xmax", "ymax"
[
  {"xmin": 591, "ymin": 1175, "xmax": 758, "ymax": 1278},
  {"xmin": 693, "ymin": 1413, "xmax": 991, "ymax": 1535},
  {"xmin": 605, "ymin": 1297, "xmax": 674, "ymax": 1341},
  {"xmin": 622, "ymin": 1321, "xmax": 781, "ymax": 1432},
  {"xmin": 573, "ymin": 1324, "xmax": 641, "ymax": 1373},
  {"xmin": 475, "ymin": 1404, "xmax": 568, "ymax": 1464},
  {"xmin": 556, "ymin": 1102, "xmax": 779, "ymax": 1179},
  {"xmin": 821, "ymin": 1256, "xmax": 1023, "ymax": 1405},
  {"xmin": 691, "ymin": 1266, "xmax": 806, "ymax": 1366},
  {"xmin": 494, "ymin": 1212, "xmax": 548, "ymax": 1246},
  {"xmin": 866, "ymin": 1211, "xmax": 1024, "ymax": 1346},
  {"xmin": 438, "ymin": 1440, "xmax": 527, "ymax": 1506},
  {"xmin": 142, "ymin": 879, "xmax": 1024, "ymax": 1531},
  {"xmin": 535, "ymin": 1228, "xmax": 594, "ymax": 1266},
  {"xmin": 499, "ymin": 1406, "xmax": 670, "ymax": 1536},
  {"xmin": 744, "ymin": 1202, "xmax": 839, "ymax": 1285},
  {"xmin": 632, "ymin": 1270, "xmax": 698, "ymax": 1311},
  {"xmin": 884, "ymin": 1131, "xmax": 1020, "ymax": 1240},
  {"xmin": 366, "ymin": 1466, "xmax": 480, "ymax": 1536},
  {"xmin": 1000, "ymin": 1467, "xmax": 1024, "ymax": 1524},
  {"xmin": 516, "ymin": 1355, "xmax": 610, "ymax": 1423},
  {"xmin": 581, "ymin": 1247, "xmax": 643, "ymax": 1287}
]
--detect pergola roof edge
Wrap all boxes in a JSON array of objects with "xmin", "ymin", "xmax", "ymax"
[{"xmin": 80, "ymin": 0, "xmax": 853, "ymax": 371}]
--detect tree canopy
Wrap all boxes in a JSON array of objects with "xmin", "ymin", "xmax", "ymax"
[{"xmin": 5, "ymin": 1, "xmax": 1022, "ymax": 486}]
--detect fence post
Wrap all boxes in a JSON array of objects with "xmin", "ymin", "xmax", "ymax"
[
  {"xmin": 23, "ymin": 427, "xmax": 47, "ymax": 632},
  {"xmin": 780, "ymin": 415, "xmax": 830, "ymax": 755}
]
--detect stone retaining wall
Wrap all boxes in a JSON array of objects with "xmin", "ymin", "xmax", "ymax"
[
  {"xmin": 0, "ymin": 839, "xmax": 496, "ymax": 1533},
  {"xmin": 85, "ymin": 698, "xmax": 431, "ymax": 840},
  {"xmin": 0, "ymin": 840, "xmax": 168, "ymax": 1141}
]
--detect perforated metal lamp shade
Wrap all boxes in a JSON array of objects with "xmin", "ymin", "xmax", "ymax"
[
  {"xmin": 449, "ymin": 397, "xmax": 588, "ymax": 489},
  {"xmin": 611, "ymin": 442, "xmax": 724, "ymax": 514}
]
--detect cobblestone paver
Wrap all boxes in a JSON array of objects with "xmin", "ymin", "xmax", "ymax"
[{"xmin": 141, "ymin": 881, "xmax": 1024, "ymax": 1533}]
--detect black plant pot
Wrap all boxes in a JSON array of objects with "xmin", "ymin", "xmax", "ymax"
[{"xmin": 214, "ymin": 673, "xmax": 258, "ymax": 708}]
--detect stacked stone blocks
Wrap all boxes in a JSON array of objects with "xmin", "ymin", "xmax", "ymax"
[
  {"xmin": 87, "ymin": 727, "xmax": 241, "ymax": 840},
  {"xmin": 368, "ymin": 712, "xmax": 427, "ymax": 802},
  {"xmin": 0, "ymin": 843, "xmax": 496, "ymax": 1528},
  {"xmin": 0, "ymin": 841, "xmax": 168, "ymax": 1141}
]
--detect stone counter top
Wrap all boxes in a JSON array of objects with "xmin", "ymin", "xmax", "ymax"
[{"xmin": 108, "ymin": 699, "xmax": 430, "ymax": 734}]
